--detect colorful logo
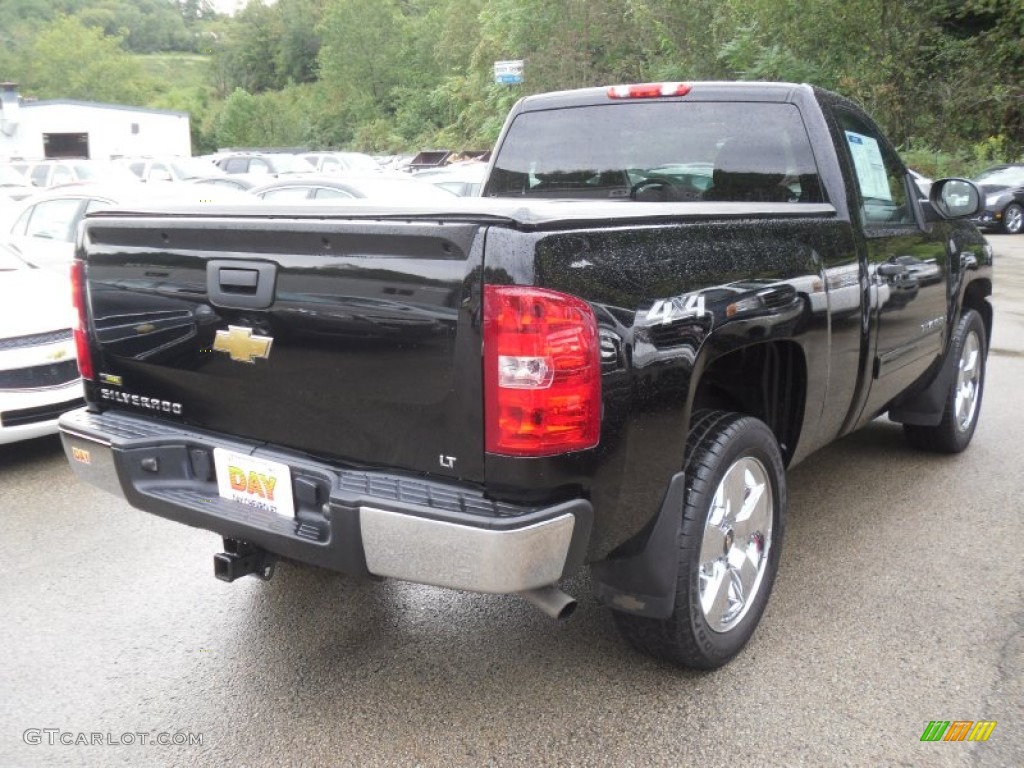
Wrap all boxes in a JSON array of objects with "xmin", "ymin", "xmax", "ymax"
[
  {"xmin": 227, "ymin": 465, "xmax": 278, "ymax": 501},
  {"xmin": 213, "ymin": 326, "xmax": 273, "ymax": 364},
  {"xmin": 920, "ymin": 721, "xmax": 997, "ymax": 742}
]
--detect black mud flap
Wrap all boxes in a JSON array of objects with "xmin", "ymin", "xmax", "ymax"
[
  {"xmin": 590, "ymin": 473, "xmax": 686, "ymax": 619},
  {"xmin": 887, "ymin": 331, "xmax": 960, "ymax": 427}
]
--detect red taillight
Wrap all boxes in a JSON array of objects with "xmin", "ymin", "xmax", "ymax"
[
  {"xmin": 606, "ymin": 82, "xmax": 691, "ymax": 99},
  {"xmin": 483, "ymin": 285, "xmax": 601, "ymax": 456},
  {"xmin": 70, "ymin": 260, "xmax": 94, "ymax": 380}
]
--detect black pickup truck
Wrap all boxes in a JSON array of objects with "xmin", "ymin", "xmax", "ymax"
[{"xmin": 60, "ymin": 82, "xmax": 992, "ymax": 668}]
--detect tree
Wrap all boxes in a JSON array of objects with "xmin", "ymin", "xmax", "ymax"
[
  {"xmin": 274, "ymin": 0, "xmax": 323, "ymax": 84},
  {"xmin": 212, "ymin": 1, "xmax": 282, "ymax": 93},
  {"xmin": 944, "ymin": 0, "xmax": 1024, "ymax": 152},
  {"xmin": 212, "ymin": 85, "xmax": 312, "ymax": 148},
  {"xmin": 21, "ymin": 15, "xmax": 154, "ymax": 104},
  {"xmin": 3, "ymin": 0, "xmax": 1019, "ymax": 158},
  {"xmin": 178, "ymin": 0, "xmax": 216, "ymax": 22},
  {"xmin": 317, "ymin": 0, "xmax": 407, "ymax": 121}
]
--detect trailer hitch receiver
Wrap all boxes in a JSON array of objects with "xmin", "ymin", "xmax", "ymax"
[{"xmin": 214, "ymin": 538, "xmax": 277, "ymax": 582}]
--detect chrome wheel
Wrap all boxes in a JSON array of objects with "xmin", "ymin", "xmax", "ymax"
[
  {"xmin": 611, "ymin": 411, "xmax": 785, "ymax": 668},
  {"xmin": 698, "ymin": 456, "xmax": 774, "ymax": 633},
  {"xmin": 1005, "ymin": 204, "xmax": 1023, "ymax": 234},
  {"xmin": 955, "ymin": 329, "xmax": 982, "ymax": 432}
]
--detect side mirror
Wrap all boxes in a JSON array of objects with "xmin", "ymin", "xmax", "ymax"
[{"xmin": 928, "ymin": 178, "xmax": 982, "ymax": 219}]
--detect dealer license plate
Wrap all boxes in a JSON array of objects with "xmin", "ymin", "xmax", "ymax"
[{"xmin": 213, "ymin": 448, "xmax": 295, "ymax": 518}]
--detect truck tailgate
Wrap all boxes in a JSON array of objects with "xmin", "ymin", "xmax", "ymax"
[{"xmin": 81, "ymin": 214, "xmax": 486, "ymax": 482}]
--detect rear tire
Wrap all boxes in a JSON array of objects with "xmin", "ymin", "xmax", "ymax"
[
  {"xmin": 903, "ymin": 309, "xmax": 986, "ymax": 453},
  {"xmin": 612, "ymin": 411, "xmax": 786, "ymax": 669}
]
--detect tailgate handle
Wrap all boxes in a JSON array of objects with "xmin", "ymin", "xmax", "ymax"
[
  {"xmin": 219, "ymin": 268, "xmax": 259, "ymax": 292},
  {"xmin": 207, "ymin": 260, "xmax": 276, "ymax": 309}
]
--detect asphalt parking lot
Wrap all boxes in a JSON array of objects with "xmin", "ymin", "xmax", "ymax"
[{"xmin": 1, "ymin": 237, "xmax": 1021, "ymax": 768}]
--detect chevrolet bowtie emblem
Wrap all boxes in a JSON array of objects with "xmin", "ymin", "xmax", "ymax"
[{"xmin": 213, "ymin": 326, "xmax": 273, "ymax": 364}]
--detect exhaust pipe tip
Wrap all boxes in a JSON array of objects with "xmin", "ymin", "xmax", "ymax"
[{"xmin": 518, "ymin": 584, "xmax": 577, "ymax": 621}]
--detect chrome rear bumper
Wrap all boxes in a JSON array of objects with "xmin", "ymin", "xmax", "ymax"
[{"xmin": 59, "ymin": 408, "xmax": 591, "ymax": 594}]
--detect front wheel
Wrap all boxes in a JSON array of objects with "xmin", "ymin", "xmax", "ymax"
[
  {"xmin": 612, "ymin": 411, "xmax": 786, "ymax": 669},
  {"xmin": 1003, "ymin": 202, "xmax": 1023, "ymax": 234},
  {"xmin": 903, "ymin": 309, "xmax": 986, "ymax": 453}
]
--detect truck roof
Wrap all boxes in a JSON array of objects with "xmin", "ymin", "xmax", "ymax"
[{"xmin": 515, "ymin": 81, "xmax": 815, "ymax": 112}]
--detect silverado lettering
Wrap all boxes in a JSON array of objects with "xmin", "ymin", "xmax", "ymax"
[
  {"xmin": 61, "ymin": 81, "xmax": 992, "ymax": 669},
  {"xmin": 99, "ymin": 388, "xmax": 183, "ymax": 415}
]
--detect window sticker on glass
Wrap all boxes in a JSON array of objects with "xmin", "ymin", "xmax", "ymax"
[{"xmin": 845, "ymin": 131, "xmax": 891, "ymax": 202}]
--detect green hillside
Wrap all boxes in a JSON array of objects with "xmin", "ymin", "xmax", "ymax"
[{"xmin": 137, "ymin": 53, "xmax": 212, "ymax": 92}]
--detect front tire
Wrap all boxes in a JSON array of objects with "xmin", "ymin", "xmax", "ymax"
[
  {"xmin": 903, "ymin": 309, "xmax": 986, "ymax": 453},
  {"xmin": 613, "ymin": 411, "xmax": 786, "ymax": 669},
  {"xmin": 1003, "ymin": 202, "xmax": 1023, "ymax": 235}
]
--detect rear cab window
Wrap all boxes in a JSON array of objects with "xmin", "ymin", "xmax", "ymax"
[{"xmin": 485, "ymin": 100, "xmax": 825, "ymax": 204}]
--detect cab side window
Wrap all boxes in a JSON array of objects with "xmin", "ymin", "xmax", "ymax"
[{"xmin": 836, "ymin": 108, "xmax": 915, "ymax": 229}]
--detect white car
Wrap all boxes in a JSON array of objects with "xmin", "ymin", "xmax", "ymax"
[
  {"xmin": 414, "ymin": 161, "xmax": 488, "ymax": 197},
  {"xmin": 3, "ymin": 183, "xmax": 254, "ymax": 272},
  {"xmin": 249, "ymin": 174, "xmax": 459, "ymax": 203},
  {"xmin": 298, "ymin": 151, "xmax": 383, "ymax": 175},
  {"xmin": 0, "ymin": 243, "xmax": 83, "ymax": 444},
  {"xmin": 121, "ymin": 156, "xmax": 226, "ymax": 183},
  {"xmin": 21, "ymin": 158, "xmax": 140, "ymax": 189}
]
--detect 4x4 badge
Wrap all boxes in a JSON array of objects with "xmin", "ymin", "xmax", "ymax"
[{"xmin": 213, "ymin": 326, "xmax": 273, "ymax": 364}]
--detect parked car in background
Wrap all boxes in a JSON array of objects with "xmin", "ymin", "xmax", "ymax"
[
  {"xmin": 374, "ymin": 154, "xmax": 415, "ymax": 172},
  {"xmin": 213, "ymin": 152, "xmax": 311, "ymax": 177},
  {"xmin": 972, "ymin": 163, "xmax": 1024, "ymax": 234},
  {"xmin": 189, "ymin": 175, "xmax": 263, "ymax": 193},
  {"xmin": 0, "ymin": 242, "xmax": 83, "ymax": 444},
  {"xmin": 4, "ymin": 185, "xmax": 138, "ymax": 271},
  {"xmin": 0, "ymin": 164, "xmax": 35, "ymax": 215},
  {"xmin": 3, "ymin": 183, "xmax": 251, "ymax": 271},
  {"xmin": 414, "ymin": 161, "xmax": 487, "ymax": 197},
  {"xmin": 121, "ymin": 156, "xmax": 226, "ymax": 184},
  {"xmin": 20, "ymin": 158, "xmax": 139, "ymax": 188},
  {"xmin": 249, "ymin": 175, "xmax": 459, "ymax": 203},
  {"xmin": 299, "ymin": 151, "xmax": 383, "ymax": 175}
]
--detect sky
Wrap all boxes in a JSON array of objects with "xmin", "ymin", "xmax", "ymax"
[
  {"xmin": 210, "ymin": 0, "xmax": 278, "ymax": 16},
  {"xmin": 209, "ymin": 0, "xmax": 245, "ymax": 16}
]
